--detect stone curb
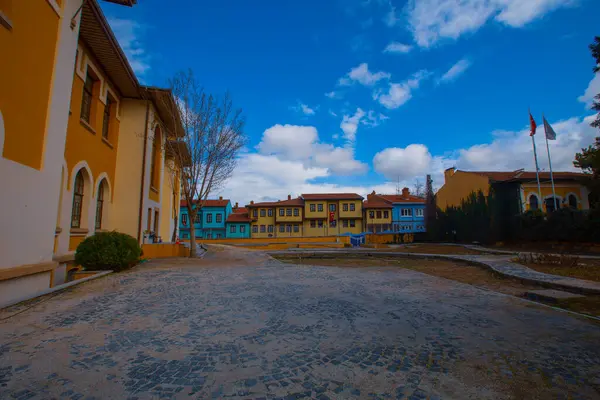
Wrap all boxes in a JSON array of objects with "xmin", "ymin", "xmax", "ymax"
[
  {"xmin": 268, "ymin": 250, "xmax": 600, "ymax": 295},
  {"xmin": 1, "ymin": 270, "xmax": 112, "ymax": 310}
]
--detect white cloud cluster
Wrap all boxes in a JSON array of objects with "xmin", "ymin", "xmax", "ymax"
[
  {"xmin": 339, "ymin": 63, "xmax": 391, "ymax": 86},
  {"xmin": 439, "ymin": 58, "xmax": 472, "ymax": 83},
  {"xmin": 372, "ymin": 114, "xmax": 598, "ymax": 189},
  {"xmin": 383, "ymin": 42, "xmax": 413, "ymax": 54},
  {"xmin": 374, "ymin": 70, "xmax": 430, "ymax": 109},
  {"xmin": 406, "ymin": 0, "xmax": 573, "ymax": 47},
  {"xmin": 108, "ymin": 18, "xmax": 150, "ymax": 75},
  {"xmin": 257, "ymin": 124, "xmax": 368, "ymax": 175}
]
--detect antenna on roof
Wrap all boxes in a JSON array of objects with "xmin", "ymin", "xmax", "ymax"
[{"xmin": 396, "ymin": 176, "xmax": 401, "ymax": 195}]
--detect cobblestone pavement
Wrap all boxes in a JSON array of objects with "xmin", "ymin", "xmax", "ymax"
[{"xmin": 1, "ymin": 246, "xmax": 600, "ymax": 399}]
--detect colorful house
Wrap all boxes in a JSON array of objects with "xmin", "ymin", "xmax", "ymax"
[
  {"xmin": 301, "ymin": 193, "xmax": 364, "ymax": 236},
  {"xmin": 436, "ymin": 168, "xmax": 590, "ymax": 213},
  {"xmin": 246, "ymin": 197, "xmax": 304, "ymax": 238},
  {"xmin": 179, "ymin": 198, "xmax": 232, "ymax": 239},
  {"xmin": 363, "ymin": 196, "xmax": 394, "ymax": 233},
  {"xmin": 226, "ymin": 207, "xmax": 251, "ymax": 238},
  {"xmin": 0, "ymin": 0, "xmax": 186, "ymax": 308},
  {"xmin": 367, "ymin": 189, "xmax": 426, "ymax": 233}
]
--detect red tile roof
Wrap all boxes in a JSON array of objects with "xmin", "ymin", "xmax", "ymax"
[
  {"xmin": 301, "ymin": 193, "xmax": 364, "ymax": 200},
  {"xmin": 180, "ymin": 199, "xmax": 230, "ymax": 208},
  {"xmin": 376, "ymin": 194, "xmax": 425, "ymax": 204},
  {"xmin": 246, "ymin": 197, "xmax": 304, "ymax": 207},
  {"xmin": 233, "ymin": 207, "xmax": 248, "ymax": 214},
  {"xmin": 226, "ymin": 213, "xmax": 251, "ymax": 223},
  {"xmin": 468, "ymin": 170, "xmax": 587, "ymax": 182},
  {"xmin": 363, "ymin": 198, "xmax": 393, "ymax": 209}
]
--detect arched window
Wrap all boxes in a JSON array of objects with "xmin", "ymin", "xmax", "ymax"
[
  {"xmin": 568, "ymin": 194, "xmax": 578, "ymax": 209},
  {"xmin": 529, "ymin": 195, "xmax": 539, "ymax": 211},
  {"xmin": 545, "ymin": 197, "xmax": 558, "ymax": 213},
  {"xmin": 95, "ymin": 180, "xmax": 106, "ymax": 230},
  {"xmin": 71, "ymin": 171, "xmax": 85, "ymax": 228}
]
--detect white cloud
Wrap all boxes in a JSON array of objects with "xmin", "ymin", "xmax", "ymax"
[
  {"xmin": 383, "ymin": 42, "xmax": 413, "ymax": 54},
  {"xmin": 455, "ymin": 115, "xmax": 598, "ymax": 173},
  {"xmin": 578, "ymin": 73, "xmax": 600, "ymax": 108},
  {"xmin": 340, "ymin": 63, "xmax": 391, "ymax": 86},
  {"xmin": 290, "ymin": 102, "xmax": 317, "ymax": 116},
  {"xmin": 373, "ymin": 144, "xmax": 434, "ymax": 180},
  {"xmin": 374, "ymin": 70, "xmax": 430, "ymax": 109},
  {"xmin": 439, "ymin": 58, "xmax": 472, "ymax": 83},
  {"xmin": 108, "ymin": 18, "xmax": 150, "ymax": 75},
  {"xmin": 257, "ymin": 124, "xmax": 367, "ymax": 175},
  {"xmin": 341, "ymin": 108, "xmax": 366, "ymax": 142},
  {"xmin": 325, "ymin": 91, "xmax": 338, "ymax": 99},
  {"xmin": 363, "ymin": 111, "xmax": 389, "ymax": 127},
  {"xmin": 406, "ymin": 0, "xmax": 573, "ymax": 48},
  {"xmin": 384, "ymin": 1, "xmax": 399, "ymax": 27},
  {"xmin": 329, "ymin": 109, "xmax": 338, "ymax": 117}
]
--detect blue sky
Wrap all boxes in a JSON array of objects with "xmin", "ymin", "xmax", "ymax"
[{"xmin": 101, "ymin": 0, "xmax": 600, "ymax": 203}]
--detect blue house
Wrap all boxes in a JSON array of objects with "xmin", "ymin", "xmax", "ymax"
[
  {"xmin": 179, "ymin": 197, "xmax": 232, "ymax": 239},
  {"xmin": 225, "ymin": 206, "xmax": 251, "ymax": 238},
  {"xmin": 369, "ymin": 188, "xmax": 426, "ymax": 234}
]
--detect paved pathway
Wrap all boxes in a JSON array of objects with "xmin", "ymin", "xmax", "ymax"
[{"xmin": 1, "ymin": 247, "xmax": 600, "ymax": 399}]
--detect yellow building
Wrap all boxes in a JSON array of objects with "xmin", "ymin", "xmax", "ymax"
[
  {"xmin": 363, "ymin": 195, "xmax": 393, "ymax": 233},
  {"xmin": 436, "ymin": 168, "xmax": 591, "ymax": 213},
  {"xmin": 246, "ymin": 196, "xmax": 304, "ymax": 238},
  {"xmin": 0, "ymin": 0, "xmax": 185, "ymax": 308},
  {"xmin": 301, "ymin": 193, "xmax": 364, "ymax": 237}
]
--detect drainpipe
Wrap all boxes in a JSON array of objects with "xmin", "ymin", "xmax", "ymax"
[{"xmin": 137, "ymin": 100, "xmax": 150, "ymax": 243}]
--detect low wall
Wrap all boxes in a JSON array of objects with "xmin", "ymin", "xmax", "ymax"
[
  {"xmin": 366, "ymin": 233, "xmax": 415, "ymax": 244},
  {"xmin": 183, "ymin": 236, "xmax": 351, "ymax": 245},
  {"xmin": 241, "ymin": 243, "xmax": 346, "ymax": 251},
  {"xmin": 142, "ymin": 243, "xmax": 190, "ymax": 259}
]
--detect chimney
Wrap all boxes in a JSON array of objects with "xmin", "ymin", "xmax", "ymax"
[
  {"xmin": 219, "ymin": 196, "xmax": 223, "ymax": 201},
  {"xmin": 235, "ymin": 202, "xmax": 239, "ymax": 209},
  {"xmin": 288, "ymin": 194, "xmax": 291, "ymax": 200},
  {"xmin": 250, "ymin": 200, "xmax": 254, "ymax": 205},
  {"xmin": 367, "ymin": 190, "xmax": 376, "ymax": 201},
  {"xmin": 444, "ymin": 167, "xmax": 456, "ymax": 183},
  {"xmin": 402, "ymin": 187, "xmax": 410, "ymax": 197}
]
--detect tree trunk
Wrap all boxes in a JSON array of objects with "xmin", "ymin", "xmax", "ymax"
[
  {"xmin": 171, "ymin": 213, "xmax": 177, "ymax": 242},
  {"xmin": 189, "ymin": 222, "xmax": 197, "ymax": 257}
]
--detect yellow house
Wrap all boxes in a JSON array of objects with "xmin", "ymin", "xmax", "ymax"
[
  {"xmin": 274, "ymin": 196, "xmax": 304, "ymax": 237},
  {"xmin": 247, "ymin": 201, "xmax": 277, "ymax": 238},
  {"xmin": 437, "ymin": 168, "xmax": 591, "ymax": 213},
  {"xmin": 363, "ymin": 195, "xmax": 393, "ymax": 233},
  {"xmin": 301, "ymin": 193, "xmax": 364, "ymax": 237},
  {"xmin": 0, "ymin": 0, "xmax": 185, "ymax": 308}
]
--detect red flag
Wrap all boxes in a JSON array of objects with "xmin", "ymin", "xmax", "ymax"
[{"xmin": 529, "ymin": 112, "xmax": 537, "ymax": 136}]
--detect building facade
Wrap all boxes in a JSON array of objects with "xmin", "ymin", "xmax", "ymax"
[
  {"xmin": 364, "ymin": 189, "xmax": 426, "ymax": 234},
  {"xmin": 179, "ymin": 199, "xmax": 233, "ymax": 239},
  {"xmin": 226, "ymin": 207, "xmax": 251, "ymax": 238},
  {"xmin": 0, "ymin": 0, "xmax": 185, "ymax": 308},
  {"xmin": 301, "ymin": 193, "xmax": 364, "ymax": 236},
  {"xmin": 436, "ymin": 168, "xmax": 590, "ymax": 213}
]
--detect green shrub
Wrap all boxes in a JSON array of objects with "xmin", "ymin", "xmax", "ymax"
[{"xmin": 75, "ymin": 231, "xmax": 142, "ymax": 272}]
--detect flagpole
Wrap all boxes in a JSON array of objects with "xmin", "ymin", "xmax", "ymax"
[
  {"xmin": 543, "ymin": 114, "xmax": 558, "ymax": 211},
  {"xmin": 530, "ymin": 110, "xmax": 543, "ymax": 205}
]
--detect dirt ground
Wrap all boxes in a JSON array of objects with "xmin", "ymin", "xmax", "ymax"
[
  {"xmin": 517, "ymin": 259, "xmax": 600, "ymax": 283},
  {"xmin": 274, "ymin": 254, "xmax": 600, "ymax": 318}
]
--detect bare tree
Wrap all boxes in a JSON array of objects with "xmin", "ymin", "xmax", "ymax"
[
  {"xmin": 161, "ymin": 70, "xmax": 246, "ymax": 256},
  {"xmin": 413, "ymin": 179, "xmax": 424, "ymax": 198}
]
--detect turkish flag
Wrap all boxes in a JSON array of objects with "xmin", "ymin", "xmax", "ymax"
[
  {"xmin": 329, "ymin": 212, "xmax": 335, "ymax": 222},
  {"xmin": 529, "ymin": 112, "xmax": 537, "ymax": 136}
]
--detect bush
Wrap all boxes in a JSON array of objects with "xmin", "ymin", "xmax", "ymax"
[{"xmin": 75, "ymin": 231, "xmax": 142, "ymax": 272}]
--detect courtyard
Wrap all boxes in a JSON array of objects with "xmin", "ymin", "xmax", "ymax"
[{"xmin": 1, "ymin": 247, "xmax": 600, "ymax": 399}]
